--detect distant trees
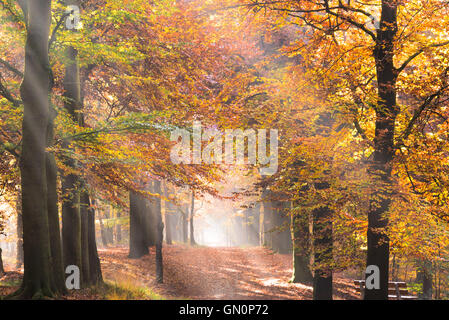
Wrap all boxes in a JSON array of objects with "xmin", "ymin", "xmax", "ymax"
[
  {"xmin": 163, "ymin": 184, "xmax": 173, "ymax": 245},
  {"xmin": 189, "ymin": 191, "xmax": 196, "ymax": 246},
  {"xmin": 128, "ymin": 180, "xmax": 164, "ymax": 282},
  {"xmin": 291, "ymin": 205, "xmax": 313, "ymax": 284},
  {"xmin": 128, "ymin": 190, "xmax": 150, "ymax": 259},
  {"xmin": 154, "ymin": 181, "xmax": 164, "ymax": 283},
  {"xmin": 0, "ymin": 248, "xmax": 4, "ymax": 275}
]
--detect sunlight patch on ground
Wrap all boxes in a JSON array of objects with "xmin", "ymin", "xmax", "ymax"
[
  {"xmin": 220, "ymin": 267, "xmax": 241, "ymax": 273},
  {"xmin": 261, "ymin": 277, "xmax": 313, "ymax": 291}
]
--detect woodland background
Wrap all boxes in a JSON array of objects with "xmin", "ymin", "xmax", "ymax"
[{"xmin": 0, "ymin": 0, "xmax": 449, "ymax": 300}]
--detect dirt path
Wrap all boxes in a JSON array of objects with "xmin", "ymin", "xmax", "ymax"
[{"xmin": 99, "ymin": 245, "xmax": 357, "ymax": 300}]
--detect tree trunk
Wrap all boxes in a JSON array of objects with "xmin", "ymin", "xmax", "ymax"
[
  {"xmin": 391, "ymin": 254, "xmax": 398, "ymax": 281},
  {"xmin": 46, "ymin": 111, "xmax": 65, "ymax": 294},
  {"xmin": 262, "ymin": 201, "xmax": 272, "ymax": 248},
  {"xmin": 312, "ymin": 181, "xmax": 333, "ymax": 300},
  {"xmin": 99, "ymin": 211, "xmax": 109, "ymax": 247},
  {"xmin": 61, "ymin": 45, "xmax": 82, "ymax": 275},
  {"xmin": 15, "ymin": 0, "xmax": 54, "ymax": 299},
  {"xmin": 189, "ymin": 191, "xmax": 196, "ymax": 246},
  {"xmin": 271, "ymin": 201, "xmax": 291, "ymax": 253},
  {"xmin": 0, "ymin": 248, "xmax": 4, "ymax": 275},
  {"xmin": 244, "ymin": 208, "xmax": 249, "ymax": 245},
  {"xmin": 128, "ymin": 191, "xmax": 149, "ymax": 258},
  {"xmin": 249, "ymin": 204, "xmax": 260, "ymax": 246},
  {"xmin": 165, "ymin": 209, "xmax": 173, "ymax": 245},
  {"xmin": 182, "ymin": 205, "xmax": 188, "ymax": 244},
  {"xmin": 291, "ymin": 206, "xmax": 313, "ymax": 283},
  {"xmin": 80, "ymin": 191, "xmax": 90, "ymax": 286},
  {"xmin": 259, "ymin": 204, "xmax": 264, "ymax": 247},
  {"xmin": 278, "ymin": 202, "xmax": 292, "ymax": 254},
  {"xmin": 144, "ymin": 182, "xmax": 156, "ymax": 247},
  {"xmin": 271, "ymin": 202, "xmax": 280, "ymax": 251},
  {"xmin": 61, "ymin": 174, "xmax": 81, "ymax": 270},
  {"xmin": 106, "ymin": 206, "xmax": 114, "ymax": 244},
  {"xmin": 312, "ymin": 202, "xmax": 333, "ymax": 300},
  {"xmin": 16, "ymin": 192, "xmax": 23, "ymax": 269},
  {"xmin": 87, "ymin": 197, "xmax": 103, "ymax": 285},
  {"xmin": 154, "ymin": 181, "xmax": 164, "ymax": 283},
  {"xmin": 416, "ymin": 260, "xmax": 432, "ymax": 300},
  {"xmin": 365, "ymin": 0, "xmax": 398, "ymax": 300},
  {"xmin": 115, "ymin": 210, "xmax": 122, "ymax": 243},
  {"xmin": 163, "ymin": 184, "xmax": 172, "ymax": 245}
]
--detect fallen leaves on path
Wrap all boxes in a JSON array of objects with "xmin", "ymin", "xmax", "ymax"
[
  {"xmin": 1, "ymin": 245, "xmax": 359, "ymax": 300},
  {"xmin": 99, "ymin": 244, "xmax": 358, "ymax": 300}
]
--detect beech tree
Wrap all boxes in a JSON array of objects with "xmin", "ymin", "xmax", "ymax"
[{"xmin": 15, "ymin": 0, "xmax": 55, "ymax": 299}]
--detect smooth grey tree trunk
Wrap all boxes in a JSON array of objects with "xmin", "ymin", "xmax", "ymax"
[{"xmin": 15, "ymin": 0, "xmax": 54, "ymax": 299}]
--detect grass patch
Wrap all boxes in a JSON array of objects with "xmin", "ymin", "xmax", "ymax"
[
  {"xmin": 0, "ymin": 279, "xmax": 21, "ymax": 288},
  {"xmin": 94, "ymin": 280, "xmax": 165, "ymax": 300}
]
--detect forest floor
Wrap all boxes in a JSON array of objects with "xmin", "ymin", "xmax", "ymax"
[
  {"xmin": 98, "ymin": 244, "xmax": 359, "ymax": 299},
  {"xmin": 0, "ymin": 244, "xmax": 359, "ymax": 300}
]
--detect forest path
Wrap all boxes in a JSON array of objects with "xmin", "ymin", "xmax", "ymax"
[{"xmin": 99, "ymin": 245, "xmax": 357, "ymax": 300}]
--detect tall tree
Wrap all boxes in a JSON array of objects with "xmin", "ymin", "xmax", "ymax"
[
  {"xmin": 363, "ymin": 0, "xmax": 397, "ymax": 300},
  {"xmin": 61, "ymin": 43, "xmax": 82, "ymax": 276},
  {"xmin": 15, "ymin": 0, "xmax": 54, "ymax": 299}
]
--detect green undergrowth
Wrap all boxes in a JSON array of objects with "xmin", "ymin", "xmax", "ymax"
[
  {"xmin": 0, "ymin": 279, "xmax": 21, "ymax": 287},
  {"xmin": 97, "ymin": 280, "xmax": 166, "ymax": 300}
]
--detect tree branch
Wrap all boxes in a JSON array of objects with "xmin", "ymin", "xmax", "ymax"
[
  {"xmin": 49, "ymin": 11, "xmax": 72, "ymax": 51},
  {"xmin": 353, "ymin": 119, "xmax": 369, "ymax": 141},
  {"xmin": 396, "ymin": 41, "xmax": 449, "ymax": 74},
  {"xmin": 396, "ymin": 84, "xmax": 449, "ymax": 147},
  {"xmin": 0, "ymin": 58, "xmax": 23, "ymax": 77},
  {"xmin": 0, "ymin": 0, "xmax": 24, "ymax": 26},
  {"xmin": 323, "ymin": 0, "xmax": 377, "ymax": 42},
  {"xmin": 0, "ymin": 75, "xmax": 22, "ymax": 107},
  {"xmin": 16, "ymin": 0, "xmax": 27, "ymax": 24}
]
